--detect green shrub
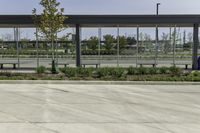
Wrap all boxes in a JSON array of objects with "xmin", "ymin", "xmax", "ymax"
[
  {"xmin": 190, "ymin": 71, "xmax": 200, "ymax": 77},
  {"xmin": 64, "ymin": 68, "xmax": 76, "ymax": 77},
  {"xmin": 36, "ymin": 66, "xmax": 46, "ymax": 74},
  {"xmin": 59, "ymin": 68, "xmax": 66, "ymax": 73},
  {"xmin": 92, "ymin": 70, "xmax": 100, "ymax": 78},
  {"xmin": 0, "ymin": 71, "xmax": 13, "ymax": 77},
  {"xmin": 148, "ymin": 67, "xmax": 157, "ymax": 75},
  {"xmin": 191, "ymin": 76, "xmax": 200, "ymax": 81},
  {"xmin": 110, "ymin": 68, "xmax": 127, "ymax": 78},
  {"xmin": 169, "ymin": 66, "xmax": 181, "ymax": 75},
  {"xmin": 76, "ymin": 67, "xmax": 90, "ymax": 77},
  {"xmin": 138, "ymin": 67, "xmax": 148, "ymax": 75},
  {"xmin": 98, "ymin": 67, "xmax": 112, "ymax": 77},
  {"xmin": 127, "ymin": 66, "xmax": 137, "ymax": 75},
  {"xmin": 159, "ymin": 67, "xmax": 168, "ymax": 74}
]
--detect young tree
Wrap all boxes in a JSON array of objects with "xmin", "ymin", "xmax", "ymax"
[
  {"xmin": 2, "ymin": 33, "xmax": 12, "ymax": 41},
  {"xmin": 1, "ymin": 33, "xmax": 13, "ymax": 49},
  {"xmin": 161, "ymin": 33, "xmax": 170, "ymax": 54},
  {"xmin": 103, "ymin": 34, "xmax": 115, "ymax": 51},
  {"xmin": 32, "ymin": 0, "xmax": 67, "ymax": 74},
  {"xmin": 143, "ymin": 33, "xmax": 152, "ymax": 52},
  {"xmin": 20, "ymin": 38, "xmax": 30, "ymax": 49},
  {"xmin": 171, "ymin": 28, "xmax": 181, "ymax": 51},
  {"xmin": 182, "ymin": 32, "xmax": 193, "ymax": 52},
  {"xmin": 119, "ymin": 36, "xmax": 127, "ymax": 50},
  {"xmin": 87, "ymin": 36, "xmax": 98, "ymax": 51}
]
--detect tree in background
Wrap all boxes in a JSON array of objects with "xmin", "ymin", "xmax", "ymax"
[
  {"xmin": 184, "ymin": 32, "xmax": 193, "ymax": 50},
  {"xmin": 126, "ymin": 37, "xmax": 136, "ymax": 46},
  {"xmin": 59, "ymin": 34, "xmax": 72, "ymax": 54},
  {"xmin": 103, "ymin": 34, "xmax": 115, "ymax": 51},
  {"xmin": 118, "ymin": 36, "xmax": 127, "ymax": 50},
  {"xmin": 171, "ymin": 28, "xmax": 181, "ymax": 52},
  {"xmin": 0, "ymin": 38, "xmax": 3, "ymax": 49},
  {"xmin": 139, "ymin": 32, "xmax": 145, "ymax": 47},
  {"xmin": 87, "ymin": 36, "xmax": 99, "ymax": 51},
  {"xmin": 32, "ymin": 0, "xmax": 67, "ymax": 74},
  {"xmin": 1, "ymin": 34, "xmax": 14, "ymax": 49},
  {"xmin": 161, "ymin": 33, "xmax": 170, "ymax": 54},
  {"xmin": 20, "ymin": 38, "xmax": 30, "ymax": 49},
  {"xmin": 143, "ymin": 33, "xmax": 152, "ymax": 52}
]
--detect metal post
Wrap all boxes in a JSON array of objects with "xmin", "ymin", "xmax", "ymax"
[
  {"xmin": 56, "ymin": 33, "xmax": 58, "ymax": 66},
  {"xmin": 173, "ymin": 25, "xmax": 177, "ymax": 66},
  {"xmin": 169, "ymin": 27, "xmax": 172, "ymax": 65},
  {"xmin": 36, "ymin": 28, "xmax": 39, "ymax": 68},
  {"xmin": 18, "ymin": 28, "xmax": 20, "ymax": 68},
  {"xmin": 169, "ymin": 27, "xmax": 172, "ymax": 52},
  {"xmin": 13, "ymin": 27, "xmax": 16, "ymax": 65},
  {"xmin": 136, "ymin": 26, "xmax": 139, "ymax": 67},
  {"xmin": 75, "ymin": 24, "xmax": 81, "ymax": 67},
  {"xmin": 15, "ymin": 27, "xmax": 20, "ymax": 68},
  {"xmin": 192, "ymin": 23, "xmax": 199, "ymax": 70},
  {"xmin": 117, "ymin": 25, "xmax": 120, "ymax": 67},
  {"xmin": 180, "ymin": 32, "xmax": 182, "ymax": 50},
  {"xmin": 156, "ymin": 3, "xmax": 161, "ymax": 15},
  {"xmin": 155, "ymin": 3, "xmax": 160, "ymax": 66},
  {"xmin": 155, "ymin": 25, "xmax": 159, "ymax": 66},
  {"xmin": 183, "ymin": 30, "xmax": 186, "ymax": 46},
  {"xmin": 98, "ymin": 27, "xmax": 101, "ymax": 67}
]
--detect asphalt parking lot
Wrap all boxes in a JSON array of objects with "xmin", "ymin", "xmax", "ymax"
[{"xmin": 0, "ymin": 83, "xmax": 200, "ymax": 133}]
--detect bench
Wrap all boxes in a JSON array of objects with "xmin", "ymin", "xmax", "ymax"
[
  {"xmin": 137, "ymin": 63, "xmax": 157, "ymax": 68},
  {"xmin": 81, "ymin": 63, "xmax": 100, "ymax": 68},
  {"xmin": 171, "ymin": 63, "xmax": 191, "ymax": 69},
  {"xmin": 49, "ymin": 63, "xmax": 69, "ymax": 68},
  {"xmin": 0, "ymin": 62, "xmax": 18, "ymax": 69}
]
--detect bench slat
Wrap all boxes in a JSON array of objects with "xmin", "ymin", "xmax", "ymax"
[
  {"xmin": 81, "ymin": 63, "xmax": 100, "ymax": 68},
  {"xmin": 0, "ymin": 63, "xmax": 18, "ymax": 69}
]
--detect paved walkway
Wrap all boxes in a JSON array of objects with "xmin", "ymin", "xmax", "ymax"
[{"xmin": 0, "ymin": 84, "xmax": 200, "ymax": 133}]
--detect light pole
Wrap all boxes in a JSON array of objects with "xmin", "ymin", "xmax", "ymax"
[
  {"xmin": 156, "ymin": 3, "xmax": 161, "ymax": 15},
  {"xmin": 155, "ymin": 3, "xmax": 161, "ymax": 66}
]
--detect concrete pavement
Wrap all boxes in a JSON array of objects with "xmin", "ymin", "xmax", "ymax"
[{"xmin": 0, "ymin": 83, "xmax": 200, "ymax": 133}]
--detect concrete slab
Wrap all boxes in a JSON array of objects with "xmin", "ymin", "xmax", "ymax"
[{"xmin": 0, "ymin": 84, "xmax": 200, "ymax": 133}]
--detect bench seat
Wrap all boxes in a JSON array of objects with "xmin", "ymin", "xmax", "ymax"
[
  {"xmin": 171, "ymin": 63, "xmax": 191, "ymax": 69},
  {"xmin": 81, "ymin": 63, "xmax": 100, "ymax": 68},
  {"xmin": 137, "ymin": 63, "xmax": 157, "ymax": 68},
  {"xmin": 49, "ymin": 63, "xmax": 69, "ymax": 68},
  {"xmin": 0, "ymin": 62, "xmax": 18, "ymax": 69}
]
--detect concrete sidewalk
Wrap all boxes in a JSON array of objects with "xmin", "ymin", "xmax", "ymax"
[{"xmin": 0, "ymin": 84, "xmax": 200, "ymax": 133}]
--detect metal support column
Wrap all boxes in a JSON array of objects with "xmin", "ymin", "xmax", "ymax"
[
  {"xmin": 192, "ymin": 23, "xmax": 199, "ymax": 70},
  {"xmin": 117, "ymin": 26, "xmax": 120, "ymax": 67},
  {"xmin": 155, "ymin": 25, "xmax": 159, "ymax": 66},
  {"xmin": 169, "ymin": 27, "xmax": 172, "ymax": 53},
  {"xmin": 14, "ymin": 27, "xmax": 20, "ymax": 68},
  {"xmin": 75, "ymin": 24, "xmax": 81, "ymax": 67},
  {"xmin": 173, "ymin": 26, "xmax": 176, "ymax": 66},
  {"xmin": 136, "ymin": 26, "xmax": 139, "ymax": 67},
  {"xmin": 183, "ymin": 30, "xmax": 186, "ymax": 47},
  {"xmin": 56, "ymin": 33, "xmax": 58, "ymax": 66},
  {"xmin": 98, "ymin": 27, "xmax": 101, "ymax": 67},
  {"xmin": 36, "ymin": 28, "xmax": 39, "ymax": 68},
  {"xmin": 17, "ymin": 28, "xmax": 20, "ymax": 68}
]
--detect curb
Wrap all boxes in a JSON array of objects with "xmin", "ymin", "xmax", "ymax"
[{"xmin": 0, "ymin": 80, "xmax": 200, "ymax": 85}]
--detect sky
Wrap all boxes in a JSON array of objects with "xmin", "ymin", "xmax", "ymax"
[
  {"xmin": 0, "ymin": 0, "xmax": 200, "ymax": 15},
  {"xmin": 0, "ymin": 0, "xmax": 199, "ymax": 40}
]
